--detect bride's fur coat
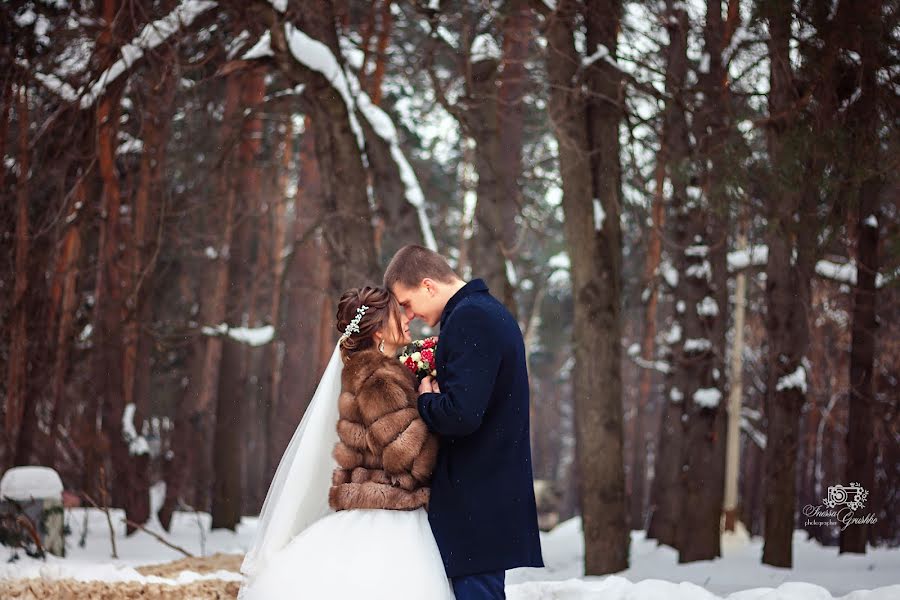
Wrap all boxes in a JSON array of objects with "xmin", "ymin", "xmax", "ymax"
[{"xmin": 329, "ymin": 348, "xmax": 439, "ymax": 511}]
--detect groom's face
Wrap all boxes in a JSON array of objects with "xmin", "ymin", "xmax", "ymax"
[{"xmin": 391, "ymin": 281, "xmax": 442, "ymax": 328}]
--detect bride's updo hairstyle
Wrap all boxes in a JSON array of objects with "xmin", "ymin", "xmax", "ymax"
[{"xmin": 336, "ymin": 286, "xmax": 402, "ymax": 361}]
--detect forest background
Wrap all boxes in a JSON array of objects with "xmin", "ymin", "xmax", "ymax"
[{"xmin": 1, "ymin": 0, "xmax": 898, "ymax": 574}]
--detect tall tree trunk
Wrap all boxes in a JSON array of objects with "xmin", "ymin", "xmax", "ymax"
[
  {"xmin": 761, "ymin": 0, "xmax": 817, "ymax": 567},
  {"xmin": 647, "ymin": 0, "xmax": 690, "ymax": 550},
  {"xmin": 632, "ymin": 160, "xmax": 665, "ymax": 529},
  {"xmin": 46, "ymin": 194, "xmax": 84, "ymax": 462},
  {"xmin": 724, "ymin": 226, "xmax": 748, "ymax": 531},
  {"xmin": 121, "ymin": 54, "xmax": 178, "ymax": 533},
  {"xmin": 841, "ymin": 0, "xmax": 882, "ymax": 553},
  {"xmin": 7, "ymin": 84, "xmax": 30, "ymax": 465},
  {"xmin": 469, "ymin": 0, "xmax": 531, "ymax": 315},
  {"xmin": 249, "ymin": 120, "xmax": 293, "ymax": 513},
  {"xmin": 164, "ymin": 73, "xmax": 242, "ymax": 520},
  {"xmin": 212, "ymin": 68, "xmax": 266, "ymax": 530},
  {"xmin": 90, "ymin": 0, "xmax": 137, "ymax": 514},
  {"xmin": 274, "ymin": 116, "xmax": 332, "ymax": 480},
  {"xmin": 677, "ymin": 0, "xmax": 730, "ymax": 562},
  {"xmin": 544, "ymin": 0, "xmax": 629, "ymax": 575}
]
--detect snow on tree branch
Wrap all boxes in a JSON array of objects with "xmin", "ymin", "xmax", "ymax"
[
  {"xmin": 356, "ymin": 92, "xmax": 439, "ymax": 252},
  {"xmin": 78, "ymin": 1, "xmax": 217, "ymax": 109},
  {"xmin": 283, "ymin": 24, "xmax": 366, "ymax": 150},
  {"xmin": 728, "ymin": 245, "xmax": 894, "ymax": 289},
  {"xmin": 202, "ymin": 324, "xmax": 275, "ymax": 346}
]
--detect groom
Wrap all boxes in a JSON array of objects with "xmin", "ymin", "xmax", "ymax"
[{"xmin": 385, "ymin": 245, "xmax": 544, "ymax": 600}]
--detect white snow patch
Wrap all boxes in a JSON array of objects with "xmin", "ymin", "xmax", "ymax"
[
  {"xmin": 685, "ymin": 244, "xmax": 708, "ymax": 258},
  {"xmin": 593, "ymin": 198, "xmax": 606, "ymax": 231},
  {"xmin": 660, "ymin": 261, "xmax": 678, "ymax": 288},
  {"xmin": 697, "ymin": 296, "xmax": 719, "ymax": 317},
  {"xmin": 684, "ymin": 338, "xmax": 711, "ymax": 353},
  {"xmin": 693, "ymin": 387, "xmax": 722, "ymax": 408},
  {"xmin": 505, "ymin": 260, "xmax": 518, "ymax": 287},
  {"xmin": 686, "ymin": 260, "xmax": 711, "ymax": 280},
  {"xmin": 116, "ymin": 133, "xmax": 144, "ymax": 155},
  {"xmin": 0, "ymin": 466, "xmax": 64, "ymax": 500},
  {"xmin": 2, "ymin": 509, "xmax": 900, "ymax": 597},
  {"xmin": 669, "ymin": 387, "xmax": 684, "ymax": 403},
  {"xmin": 698, "ymin": 52, "xmax": 710, "ymax": 73},
  {"xmin": 122, "ymin": 403, "xmax": 150, "ymax": 456},
  {"xmin": 471, "ymin": 33, "xmax": 501, "ymax": 62},
  {"xmin": 583, "ymin": 44, "xmax": 618, "ymax": 69},
  {"xmin": 864, "ymin": 214, "xmax": 878, "ymax": 228},
  {"xmin": 686, "ymin": 186, "xmax": 702, "ymax": 203},
  {"xmin": 202, "ymin": 323, "xmax": 275, "ymax": 346},
  {"xmin": 776, "ymin": 365, "xmax": 808, "ymax": 394},
  {"xmin": 728, "ymin": 246, "xmax": 768, "ymax": 271},
  {"xmin": 242, "ymin": 31, "xmax": 273, "ymax": 59},
  {"xmin": 816, "ymin": 259, "xmax": 857, "ymax": 286},
  {"xmin": 548, "ymin": 252, "xmax": 570, "ymax": 271},
  {"xmin": 676, "ymin": 300, "xmax": 686, "ymax": 314},
  {"xmin": 664, "ymin": 323, "xmax": 682, "ymax": 345}
]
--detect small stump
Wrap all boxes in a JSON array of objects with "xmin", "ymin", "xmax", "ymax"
[{"xmin": 0, "ymin": 466, "xmax": 66, "ymax": 557}]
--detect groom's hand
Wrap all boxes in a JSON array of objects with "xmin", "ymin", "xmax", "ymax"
[{"xmin": 418, "ymin": 376, "xmax": 440, "ymax": 395}]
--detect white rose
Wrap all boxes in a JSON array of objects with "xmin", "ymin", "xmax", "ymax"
[{"xmin": 411, "ymin": 352, "xmax": 421, "ymax": 361}]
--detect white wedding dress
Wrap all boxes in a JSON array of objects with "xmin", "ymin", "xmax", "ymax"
[{"xmin": 238, "ymin": 344, "xmax": 454, "ymax": 600}]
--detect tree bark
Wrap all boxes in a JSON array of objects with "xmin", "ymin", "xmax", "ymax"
[
  {"xmin": 260, "ymin": 0, "xmax": 380, "ymax": 293},
  {"xmin": 724, "ymin": 227, "xmax": 748, "ymax": 531},
  {"xmin": 840, "ymin": 0, "xmax": 882, "ymax": 554},
  {"xmin": 677, "ymin": 0, "xmax": 730, "ymax": 563},
  {"xmin": 274, "ymin": 116, "xmax": 332, "ymax": 481},
  {"xmin": 761, "ymin": 0, "xmax": 817, "ymax": 568},
  {"xmin": 212, "ymin": 68, "xmax": 266, "ymax": 530},
  {"xmin": 7, "ymin": 84, "xmax": 30, "ymax": 465},
  {"xmin": 646, "ymin": 0, "xmax": 690, "ymax": 551},
  {"xmin": 632, "ymin": 157, "xmax": 665, "ymax": 530},
  {"xmin": 544, "ymin": 0, "xmax": 629, "ymax": 575}
]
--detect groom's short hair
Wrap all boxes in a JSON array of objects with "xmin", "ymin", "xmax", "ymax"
[{"xmin": 384, "ymin": 245, "xmax": 459, "ymax": 289}]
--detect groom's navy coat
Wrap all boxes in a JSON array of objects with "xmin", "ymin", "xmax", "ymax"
[{"xmin": 418, "ymin": 279, "xmax": 544, "ymax": 578}]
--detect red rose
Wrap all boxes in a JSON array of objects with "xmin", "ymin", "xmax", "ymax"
[
  {"xmin": 422, "ymin": 337, "xmax": 437, "ymax": 349},
  {"xmin": 404, "ymin": 356, "xmax": 416, "ymax": 371},
  {"xmin": 421, "ymin": 348, "xmax": 434, "ymax": 364}
]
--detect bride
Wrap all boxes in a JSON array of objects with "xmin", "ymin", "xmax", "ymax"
[{"xmin": 238, "ymin": 286, "xmax": 455, "ymax": 599}]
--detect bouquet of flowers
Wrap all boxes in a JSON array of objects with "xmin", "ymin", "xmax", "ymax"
[{"xmin": 398, "ymin": 336, "xmax": 438, "ymax": 382}]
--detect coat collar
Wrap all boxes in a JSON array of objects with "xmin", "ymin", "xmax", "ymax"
[{"xmin": 440, "ymin": 279, "xmax": 489, "ymax": 328}]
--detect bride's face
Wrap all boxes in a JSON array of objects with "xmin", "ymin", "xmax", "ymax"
[{"xmin": 382, "ymin": 307, "xmax": 412, "ymax": 348}]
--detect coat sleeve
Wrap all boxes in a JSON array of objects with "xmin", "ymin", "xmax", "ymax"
[
  {"xmin": 357, "ymin": 366, "xmax": 437, "ymax": 478},
  {"xmin": 417, "ymin": 303, "xmax": 502, "ymax": 437}
]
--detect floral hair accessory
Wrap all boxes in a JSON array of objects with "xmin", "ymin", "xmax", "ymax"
[{"xmin": 339, "ymin": 305, "xmax": 369, "ymax": 344}]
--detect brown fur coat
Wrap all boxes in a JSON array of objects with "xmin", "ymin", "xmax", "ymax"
[{"xmin": 328, "ymin": 348, "xmax": 439, "ymax": 511}]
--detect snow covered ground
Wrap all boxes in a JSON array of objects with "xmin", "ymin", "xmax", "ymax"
[{"xmin": 1, "ymin": 507, "xmax": 898, "ymax": 599}]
